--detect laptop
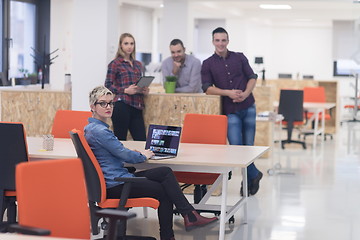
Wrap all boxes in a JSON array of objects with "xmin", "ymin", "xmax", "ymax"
[{"xmin": 145, "ymin": 124, "xmax": 182, "ymax": 160}]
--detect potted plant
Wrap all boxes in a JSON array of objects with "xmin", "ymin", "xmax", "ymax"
[
  {"xmin": 28, "ymin": 72, "xmax": 38, "ymax": 84},
  {"xmin": 164, "ymin": 76, "xmax": 177, "ymax": 93},
  {"xmin": 18, "ymin": 68, "xmax": 31, "ymax": 85}
]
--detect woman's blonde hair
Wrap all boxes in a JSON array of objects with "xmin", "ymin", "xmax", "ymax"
[
  {"xmin": 115, "ymin": 33, "xmax": 136, "ymax": 60},
  {"xmin": 89, "ymin": 86, "xmax": 113, "ymax": 105}
]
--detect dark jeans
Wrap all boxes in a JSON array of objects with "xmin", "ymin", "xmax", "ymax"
[
  {"xmin": 111, "ymin": 101, "xmax": 146, "ymax": 141},
  {"xmin": 107, "ymin": 167, "xmax": 194, "ymax": 239}
]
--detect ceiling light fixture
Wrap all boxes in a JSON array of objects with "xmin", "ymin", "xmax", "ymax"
[{"xmin": 259, "ymin": 4, "xmax": 292, "ymax": 10}]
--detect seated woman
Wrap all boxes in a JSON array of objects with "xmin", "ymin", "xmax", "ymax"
[{"xmin": 84, "ymin": 86, "xmax": 217, "ymax": 240}]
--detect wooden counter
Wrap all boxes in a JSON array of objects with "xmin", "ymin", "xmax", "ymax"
[
  {"xmin": 143, "ymin": 93, "xmax": 221, "ymax": 127},
  {"xmin": 0, "ymin": 86, "xmax": 71, "ymax": 136}
]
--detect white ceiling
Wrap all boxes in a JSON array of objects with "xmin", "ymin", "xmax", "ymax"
[{"xmin": 120, "ymin": 0, "xmax": 360, "ymax": 25}]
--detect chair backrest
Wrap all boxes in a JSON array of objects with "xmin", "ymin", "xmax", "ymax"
[
  {"xmin": 16, "ymin": 158, "xmax": 90, "ymax": 239},
  {"xmin": 70, "ymin": 129, "xmax": 106, "ymax": 204},
  {"xmin": 51, "ymin": 110, "xmax": 92, "ymax": 138},
  {"xmin": 0, "ymin": 122, "xmax": 28, "ymax": 191},
  {"xmin": 181, "ymin": 113, "xmax": 227, "ymax": 145},
  {"xmin": 303, "ymin": 86, "xmax": 326, "ymax": 103},
  {"xmin": 278, "ymin": 89, "xmax": 304, "ymax": 122}
]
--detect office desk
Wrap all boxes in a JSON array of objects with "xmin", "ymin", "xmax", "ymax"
[
  {"xmin": 274, "ymin": 102, "xmax": 336, "ymax": 148},
  {"xmin": 27, "ymin": 137, "xmax": 268, "ymax": 240},
  {"xmin": 302, "ymin": 102, "xmax": 336, "ymax": 148},
  {"xmin": 0, "ymin": 233, "xmax": 79, "ymax": 240}
]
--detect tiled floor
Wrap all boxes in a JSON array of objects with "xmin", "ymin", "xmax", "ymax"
[{"xmin": 120, "ymin": 121, "xmax": 360, "ymax": 240}]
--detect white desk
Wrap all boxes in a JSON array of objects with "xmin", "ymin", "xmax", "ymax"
[
  {"xmin": 302, "ymin": 102, "xmax": 336, "ymax": 148},
  {"xmin": 0, "ymin": 233, "xmax": 79, "ymax": 240},
  {"xmin": 27, "ymin": 137, "xmax": 268, "ymax": 240}
]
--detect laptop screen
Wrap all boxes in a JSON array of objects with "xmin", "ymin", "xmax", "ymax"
[{"xmin": 145, "ymin": 124, "xmax": 182, "ymax": 156}]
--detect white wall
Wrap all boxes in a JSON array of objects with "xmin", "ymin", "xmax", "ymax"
[
  {"xmin": 50, "ymin": 0, "xmax": 118, "ymax": 110},
  {"xmin": 49, "ymin": 1, "xmax": 359, "ymax": 111},
  {"xmin": 118, "ymin": 3, "xmax": 153, "ymax": 53}
]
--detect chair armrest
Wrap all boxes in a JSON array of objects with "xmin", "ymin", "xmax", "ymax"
[
  {"xmin": 8, "ymin": 224, "xmax": 51, "ymax": 236},
  {"xmin": 113, "ymin": 177, "xmax": 147, "ymax": 210},
  {"xmin": 96, "ymin": 209, "xmax": 136, "ymax": 220},
  {"xmin": 114, "ymin": 177, "xmax": 146, "ymax": 183}
]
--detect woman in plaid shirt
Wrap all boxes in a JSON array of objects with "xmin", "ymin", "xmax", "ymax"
[{"xmin": 105, "ymin": 33, "xmax": 149, "ymax": 141}]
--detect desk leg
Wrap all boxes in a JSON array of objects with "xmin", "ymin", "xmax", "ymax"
[
  {"xmin": 313, "ymin": 111, "xmax": 319, "ymax": 148},
  {"xmin": 242, "ymin": 167, "xmax": 248, "ymax": 221},
  {"xmin": 321, "ymin": 109, "xmax": 325, "ymax": 142},
  {"xmin": 219, "ymin": 173, "xmax": 229, "ymax": 240}
]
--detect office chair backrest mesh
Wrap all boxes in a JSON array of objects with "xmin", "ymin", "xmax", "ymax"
[
  {"xmin": 278, "ymin": 89, "xmax": 304, "ymax": 122},
  {"xmin": 181, "ymin": 113, "xmax": 227, "ymax": 144},
  {"xmin": 52, "ymin": 110, "xmax": 92, "ymax": 138},
  {"xmin": 70, "ymin": 129, "xmax": 106, "ymax": 204},
  {"xmin": 16, "ymin": 158, "xmax": 90, "ymax": 239},
  {"xmin": 0, "ymin": 122, "xmax": 28, "ymax": 190}
]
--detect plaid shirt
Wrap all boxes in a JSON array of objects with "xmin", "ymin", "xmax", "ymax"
[{"xmin": 105, "ymin": 57, "xmax": 144, "ymax": 110}]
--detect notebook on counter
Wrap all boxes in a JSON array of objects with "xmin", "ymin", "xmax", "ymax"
[{"xmin": 145, "ymin": 124, "xmax": 182, "ymax": 160}]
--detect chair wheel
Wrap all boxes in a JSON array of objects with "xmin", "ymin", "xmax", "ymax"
[
  {"xmin": 100, "ymin": 220, "xmax": 108, "ymax": 230},
  {"xmin": 274, "ymin": 163, "xmax": 281, "ymax": 169},
  {"xmin": 267, "ymin": 169, "xmax": 274, "ymax": 175},
  {"xmin": 229, "ymin": 216, "xmax": 235, "ymax": 224}
]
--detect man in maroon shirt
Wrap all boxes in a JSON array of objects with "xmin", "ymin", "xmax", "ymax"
[{"xmin": 201, "ymin": 27, "xmax": 263, "ymax": 196}]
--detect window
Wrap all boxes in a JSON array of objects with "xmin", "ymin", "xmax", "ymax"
[
  {"xmin": 1, "ymin": 0, "xmax": 49, "ymax": 86},
  {"xmin": 9, "ymin": 1, "xmax": 36, "ymax": 78}
]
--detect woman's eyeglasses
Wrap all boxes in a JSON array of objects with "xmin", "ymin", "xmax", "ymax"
[{"xmin": 95, "ymin": 101, "xmax": 115, "ymax": 108}]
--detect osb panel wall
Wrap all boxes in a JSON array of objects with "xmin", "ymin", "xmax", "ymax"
[
  {"xmin": 266, "ymin": 79, "xmax": 318, "ymax": 102},
  {"xmin": 253, "ymin": 85, "xmax": 274, "ymax": 158},
  {"xmin": 253, "ymin": 85, "xmax": 274, "ymax": 113},
  {"xmin": 1, "ymin": 91, "xmax": 71, "ymax": 136},
  {"xmin": 318, "ymin": 81, "xmax": 337, "ymax": 133},
  {"xmin": 143, "ymin": 93, "xmax": 221, "ymax": 128}
]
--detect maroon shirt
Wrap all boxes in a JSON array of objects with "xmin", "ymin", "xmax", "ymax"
[
  {"xmin": 105, "ymin": 57, "xmax": 144, "ymax": 110},
  {"xmin": 201, "ymin": 51, "xmax": 257, "ymax": 115}
]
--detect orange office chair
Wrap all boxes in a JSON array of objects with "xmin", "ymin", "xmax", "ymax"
[
  {"xmin": 8, "ymin": 158, "xmax": 136, "ymax": 240},
  {"xmin": 278, "ymin": 89, "xmax": 306, "ymax": 149},
  {"xmin": 70, "ymin": 129, "xmax": 159, "ymax": 239},
  {"xmin": 300, "ymin": 86, "xmax": 333, "ymax": 140},
  {"xmin": 51, "ymin": 110, "xmax": 92, "ymax": 138},
  {"xmin": 0, "ymin": 122, "xmax": 29, "ymax": 232},
  {"xmin": 173, "ymin": 114, "xmax": 229, "ymax": 217}
]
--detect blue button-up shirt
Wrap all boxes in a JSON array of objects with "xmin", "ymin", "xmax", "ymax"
[
  {"xmin": 201, "ymin": 51, "xmax": 257, "ymax": 115},
  {"xmin": 84, "ymin": 118, "xmax": 146, "ymax": 188}
]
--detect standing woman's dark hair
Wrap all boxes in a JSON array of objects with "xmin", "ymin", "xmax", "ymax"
[{"xmin": 105, "ymin": 33, "xmax": 148, "ymax": 141}]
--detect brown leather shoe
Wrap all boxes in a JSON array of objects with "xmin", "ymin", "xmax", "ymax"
[{"xmin": 183, "ymin": 210, "xmax": 218, "ymax": 231}]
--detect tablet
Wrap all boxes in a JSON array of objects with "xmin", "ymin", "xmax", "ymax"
[{"xmin": 136, "ymin": 76, "xmax": 155, "ymax": 88}]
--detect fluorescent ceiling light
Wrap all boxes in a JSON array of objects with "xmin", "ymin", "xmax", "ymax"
[{"xmin": 259, "ymin": 4, "xmax": 292, "ymax": 10}]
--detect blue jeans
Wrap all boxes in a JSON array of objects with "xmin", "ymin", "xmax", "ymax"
[{"xmin": 227, "ymin": 104, "xmax": 260, "ymax": 180}]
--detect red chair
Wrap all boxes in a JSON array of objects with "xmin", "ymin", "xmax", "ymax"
[
  {"xmin": 173, "ymin": 114, "xmax": 228, "ymax": 212},
  {"xmin": 302, "ymin": 86, "xmax": 333, "ymax": 140},
  {"xmin": 70, "ymin": 129, "xmax": 159, "ymax": 239},
  {"xmin": 0, "ymin": 122, "xmax": 28, "ymax": 231},
  {"xmin": 9, "ymin": 158, "xmax": 135, "ymax": 240},
  {"xmin": 51, "ymin": 110, "xmax": 92, "ymax": 138}
]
